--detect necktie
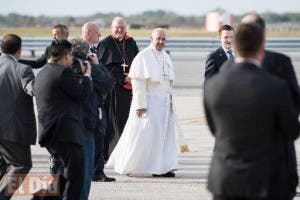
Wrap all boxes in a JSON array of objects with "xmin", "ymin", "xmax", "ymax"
[
  {"xmin": 227, "ymin": 50, "xmax": 234, "ymax": 59},
  {"xmin": 90, "ymin": 46, "xmax": 97, "ymax": 54}
]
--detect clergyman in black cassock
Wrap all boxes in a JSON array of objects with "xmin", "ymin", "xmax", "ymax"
[{"xmin": 97, "ymin": 17, "xmax": 139, "ymax": 159}]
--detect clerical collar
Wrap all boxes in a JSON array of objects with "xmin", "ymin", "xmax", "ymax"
[
  {"xmin": 235, "ymin": 57, "xmax": 262, "ymax": 68},
  {"xmin": 112, "ymin": 35, "xmax": 124, "ymax": 42}
]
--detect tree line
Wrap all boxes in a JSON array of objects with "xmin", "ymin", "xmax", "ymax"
[{"xmin": 0, "ymin": 10, "xmax": 300, "ymax": 28}]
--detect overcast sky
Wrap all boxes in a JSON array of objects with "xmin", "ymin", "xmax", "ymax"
[{"xmin": 1, "ymin": 0, "xmax": 299, "ymax": 16}]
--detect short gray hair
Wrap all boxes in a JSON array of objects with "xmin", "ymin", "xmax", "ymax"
[
  {"xmin": 151, "ymin": 28, "xmax": 167, "ymax": 37},
  {"xmin": 82, "ymin": 22, "xmax": 95, "ymax": 34},
  {"xmin": 111, "ymin": 17, "xmax": 126, "ymax": 26}
]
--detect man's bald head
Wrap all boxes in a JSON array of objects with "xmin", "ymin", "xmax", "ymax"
[
  {"xmin": 82, "ymin": 22, "xmax": 101, "ymax": 45},
  {"xmin": 241, "ymin": 13, "xmax": 265, "ymax": 30}
]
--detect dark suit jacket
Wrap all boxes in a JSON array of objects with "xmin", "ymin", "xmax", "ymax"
[
  {"xmin": 82, "ymin": 63, "xmax": 113, "ymax": 131},
  {"xmin": 34, "ymin": 63, "xmax": 92, "ymax": 147},
  {"xmin": 19, "ymin": 46, "xmax": 50, "ymax": 69},
  {"xmin": 263, "ymin": 50, "xmax": 300, "ymax": 112},
  {"xmin": 0, "ymin": 55, "xmax": 36, "ymax": 145},
  {"xmin": 91, "ymin": 63, "xmax": 113, "ymax": 105},
  {"xmin": 262, "ymin": 50, "xmax": 300, "ymax": 196},
  {"xmin": 204, "ymin": 47, "xmax": 228, "ymax": 79},
  {"xmin": 204, "ymin": 60, "xmax": 299, "ymax": 198}
]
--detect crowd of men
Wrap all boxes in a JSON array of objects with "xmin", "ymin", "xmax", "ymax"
[
  {"xmin": 0, "ymin": 12, "xmax": 299, "ymax": 200},
  {"xmin": 0, "ymin": 17, "xmax": 140, "ymax": 200}
]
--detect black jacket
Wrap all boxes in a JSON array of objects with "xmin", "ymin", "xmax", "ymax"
[
  {"xmin": 34, "ymin": 63, "xmax": 92, "ymax": 146},
  {"xmin": 204, "ymin": 47, "xmax": 228, "ymax": 79},
  {"xmin": 263, "ymin": 50, "xmax": 300, "ymax": 113},
  {"xmin": 82, "ymin": 63, "xmax": 113, "ymax": 131},
  {"xmin": 19, "ymin": 46, "xmax": 51, "ymax": 69}
]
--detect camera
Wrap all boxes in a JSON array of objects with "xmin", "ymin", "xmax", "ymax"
[{"xmin": 72, "ymin": 57, "xmax": 88, "ymax": 75}]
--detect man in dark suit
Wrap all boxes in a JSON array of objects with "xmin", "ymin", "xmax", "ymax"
[
  {"xmin": 204, "ymin": 23, "xmax": 299, "ymax": 200},
  {"xmin": 70, "ymin": 39, "xmax": 113, "ymax": 199},
  {"xmin": 204, "ymin": 24, "xmax": 234, "ymax": 79},
  {"xmin": 19, "ymin": 24, "xmax": 69, "ymax": 69},
  {"xmin": 82, "ymin": 22, "xmax": 116, "ymax": 182},
  {"xmin": 242, "ymin": 13, "xmax": 300, "ymax": 113},
  {"xmin": 242, "ymin": 13, "xmax": 300, "ymax": 197},
  {"xmin": 0, "ymin": 34, "xmax": 36, "ymax": 199},
  {"xmin": 34, "ymin": 39, "xmax": 92, "ymax": 200}
]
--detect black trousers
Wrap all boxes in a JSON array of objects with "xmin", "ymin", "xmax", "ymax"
[
  {"xmin": 0, "ymin": 139, "xmax": 32, "ymax": 199},
  {"xmin": 213, "ymin": 195, "xmax": 293, "ymax": 200},
  {"xmin": 47, "ymin": 142, "xmax": 84, "ymax": 200},
  {"xmin": 93, "ymin": 118, "xmax": 105, "ymax": 175}
]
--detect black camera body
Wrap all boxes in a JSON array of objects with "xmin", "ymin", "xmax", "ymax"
[{"xmin": 72, "ymin": 57, "xmax": 88, "ymax": 75}]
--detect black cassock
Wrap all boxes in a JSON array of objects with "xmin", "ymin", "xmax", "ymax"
[{"xmin": 97, "ymin": 34, "xmax": 139, "ymax": 159}]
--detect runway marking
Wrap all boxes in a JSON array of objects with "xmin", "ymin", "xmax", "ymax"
[{"xmin": 181, "ymin": 117, "xmax": 207, "ymax": 125}]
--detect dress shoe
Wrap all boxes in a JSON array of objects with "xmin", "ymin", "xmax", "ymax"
[
  {"xmin": 152, "ymin": 172, "xmax": 175, "ymax": 177},
  {"xmin": 92, "ymin": 173, "xmax": 116, "ymax": 182}
]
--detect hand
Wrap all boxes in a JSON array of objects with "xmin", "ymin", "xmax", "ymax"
[
  {"xmin": 136, "ymin": 109, "xmax": 146, "ymax": 118},
  {"xmin": 88, "ymin": 53, "xmax": 99, "ymax": 64},
  {"xmin": 80, "ymin": 61, "xmax": 91, "ymax": 76},
  {"xmin": 124, "ymin": 73, "xmax": 131, "ymax": 83}
]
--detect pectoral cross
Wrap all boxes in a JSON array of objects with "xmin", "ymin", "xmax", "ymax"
[{"xmin": 121, "ymin": 62, "xmax": 128, "ymax": 72}]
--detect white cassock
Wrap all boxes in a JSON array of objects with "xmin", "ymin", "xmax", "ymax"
[{"xmin": 106, "ymin": 44, "xmax": 179, "ymax": 174}]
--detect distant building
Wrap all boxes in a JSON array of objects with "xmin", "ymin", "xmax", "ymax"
[{"xmin": 205, "ymin": 12, "xmax": 235, "ymax": 32}]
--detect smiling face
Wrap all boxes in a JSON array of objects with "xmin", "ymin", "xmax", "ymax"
[
  {"xmin": 151, "ymin": 30, "xmax": 167, "ymax": 51},
  {"xmin": 52, "ymin": 28, "xmax": 68, "ymax": 40},
  {"xmin": 111, "ymin": 18, "xmax": 126, "ymax": 40},
  {"xmin": 219, "ymin": 29, "xmax": 234, "ymax": 50}
]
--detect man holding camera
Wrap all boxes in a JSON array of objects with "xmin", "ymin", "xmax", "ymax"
[
  {"xmin": 34, "ymin": 39, "xmax": 92, "ymax": 200},
  {"xmin": 70, "ymin": 37, "xmax": 113, "ymax": 199},
  {"xmin": 82, "ymin": 22, "xmax": 115, "ymax": 183}
]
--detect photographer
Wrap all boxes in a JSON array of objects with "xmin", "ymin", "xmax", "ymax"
[
  {"xmin": 71, "ymin": 39, "xmax": 114, "ymax": 199},
  {"xmin": 34, "ymin": 39, "xmax": 92, "ymax": 200}
]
